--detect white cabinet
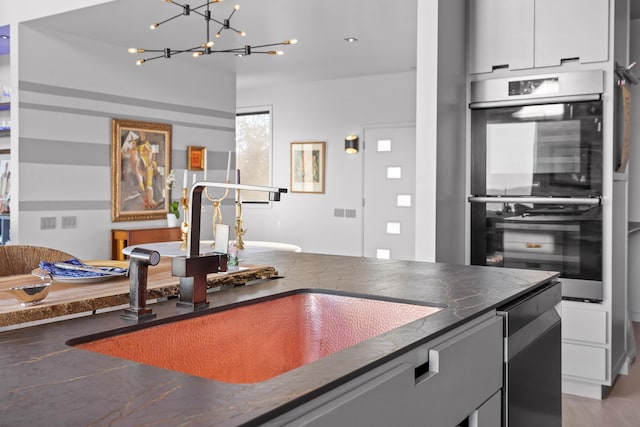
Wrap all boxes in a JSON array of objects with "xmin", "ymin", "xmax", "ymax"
[
  {"xmin": 267, "ymin": 314, "xmax": 503, "ymax": 426},
  {"xmin": 469, "ymin": 0, "xmax": 609, "ymax": 74},
  {"xmin": 535, "ymin": 0, "xmax": 609, "ymax": 67},
  {"xmin": 468, "ymin": 0, "xmax": 534, "ymax": 74}
]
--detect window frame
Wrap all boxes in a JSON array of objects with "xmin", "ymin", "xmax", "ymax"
[{"xmin": 235, "ymin": 105, "xmax": 273, "ymax": 206}]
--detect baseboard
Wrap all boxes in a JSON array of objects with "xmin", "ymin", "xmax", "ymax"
[{"xmin": 562, "ymin": 378, "xmax": 606, "ymax": 400}]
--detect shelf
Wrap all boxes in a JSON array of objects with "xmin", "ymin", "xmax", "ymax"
[
  {"xmin": 0, "ymin": 102, "xmax": 9, "ymax": 111},
  {"xmin": 0, "ymin": 130, "xmax": 8, "ymax": 137}
]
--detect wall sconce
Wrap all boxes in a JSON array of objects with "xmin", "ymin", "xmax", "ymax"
[{"xmin": 345, "ymin": 135, "xmax": 359, "ymax": 154}]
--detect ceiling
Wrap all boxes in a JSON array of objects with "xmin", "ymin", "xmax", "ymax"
[
  {"xmin": 22, "ymin": 0, "xmax": 417, "ymax": 90},
  {"xmin": 7, "ymin": 1, "xmax": 640, "ymax": 87}
]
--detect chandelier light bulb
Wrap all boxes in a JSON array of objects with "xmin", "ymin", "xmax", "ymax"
[
  {"xmin": 150, "ymin": 23, "xmax": 159, "ymax": 30},
  {"xmin": 238, "ymin": 31, "xmax": 246, "ymax": 36},
  {"xmin": 136, "ymin": 59, "xmax": 146, "ymax": 66},
  {"xmin": 286, "ymin": 39, "xmax": 298, "ymax": 45},
  {"xmin": 193, "ymin": 51, "xmax": 203, "ymax": 57},
  {"xmin": 206, "ymin": 41, "xmax": 214, "ymax": 47},
  {"xmin": 234, "ymin": 4, "xmax": 240, "ymax": 11}
]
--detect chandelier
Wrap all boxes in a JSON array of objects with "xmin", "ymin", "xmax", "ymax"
[{"xmin": 128, "ymin": 0, "xmax": 297, "ymax": 65}]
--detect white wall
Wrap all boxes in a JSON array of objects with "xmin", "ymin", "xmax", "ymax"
[
  {"xmin": 237, "ymin": 72, "xmax": 416, "ymax": 255},
  {"xmin": 12, "ymin": 23, "xmax": 236, "ymax": 259}
]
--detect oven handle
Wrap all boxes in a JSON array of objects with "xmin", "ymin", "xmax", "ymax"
[
  {"xmin": 468, "ymin": 196, "xmax": 601, "ymax": 205},
  {"xmin": 469, "ymin": 93, "xmax": 601, "ymax": 109}
]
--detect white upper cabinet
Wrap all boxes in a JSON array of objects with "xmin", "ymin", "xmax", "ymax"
[
  {"xmin": 469, "ymin": 0, "xmax": 535, "ymax": 74},
  {"xmin": 535, "ymin": 0, "xmax": 609, "ymax": 67},
  {"xmin": 469, "ymin": 0, "xmax": 609, "ymax": 74}
]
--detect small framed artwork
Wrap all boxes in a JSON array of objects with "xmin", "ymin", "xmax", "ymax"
[
  {"xmin": 111, "ymin": 119, "xmax": 172, "ymax": 222},
  {"xmin": 188, "ymin": 146, "xmax": 206, "ymax": 171},
  {"xmin": 290, "ymin": 141, "xmax": 325, "ymax": 193}
]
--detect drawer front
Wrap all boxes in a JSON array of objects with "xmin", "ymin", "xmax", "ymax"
[
  {"xmin": 562, "ymin": 342, "xmax": 607, "ymax": 381},
  {"xmin": 414, "ymin": 316, "xmax": 504, "ymax": 426},
  {"xmin": 562, "ymin": 306, "xmax": 607, "ymax": 344}
]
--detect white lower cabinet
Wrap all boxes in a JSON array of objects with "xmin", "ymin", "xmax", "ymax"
[
  {"xmin": 562, "ymin": 342, "xmax": 607, "ymax": 381},
  {"xmin": 561, "ymin": 302, "xmax": 611, "ymax": 394},
  {"xmin": 268, "ymin": 313, "xmax": 503, "ymax": 427}
]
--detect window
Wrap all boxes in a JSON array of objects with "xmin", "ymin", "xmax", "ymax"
[{"xmin": 236, "ymin": 107, "xmax": 272, "ymax": 203}]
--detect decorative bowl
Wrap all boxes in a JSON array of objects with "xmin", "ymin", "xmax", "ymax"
[{"xmin": 9, "ymin": 272, "xmax": 54, "ymax": 306}]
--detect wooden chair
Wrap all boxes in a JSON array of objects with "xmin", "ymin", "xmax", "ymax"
[{"xmin": 0, "ymin": 245, "xmax": 76, "ymax": 276}]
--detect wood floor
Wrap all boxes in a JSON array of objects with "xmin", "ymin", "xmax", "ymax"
[{"xmin": 562, "ymin": 322, "xmax": 640, "ymax": 426}]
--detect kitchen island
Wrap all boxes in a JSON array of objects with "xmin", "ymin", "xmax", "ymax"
[{"xmin": 0, "ymin": 252, "xmax": 559, "ymax": 426}]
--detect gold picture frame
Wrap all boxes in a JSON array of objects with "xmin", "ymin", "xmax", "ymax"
[
  {"xmin": 111, "ymin": 119, "xmax": 172, "ymax": 222},
  {"xmin": 290, "ymin": 141, "xmax": 325, "ymax": 193},
  {"xmin": 188, "ymin": 146, "xmax": 206, "ymax": 171}
]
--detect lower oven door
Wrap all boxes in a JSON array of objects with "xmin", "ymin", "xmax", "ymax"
[{"xmin": 469, "ymin": 196, "xmax": 602, "ymax": 302}]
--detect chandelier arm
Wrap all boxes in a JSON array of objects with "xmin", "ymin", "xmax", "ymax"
[
  {"xmin": 250, "ymin": 42, "xmax": 287, "ymax": 49},
  {"xmin": 167, "ymin": 0, "xmax": 185, "ymax": 8},
  {"xmin": 156, "ymin": 13, "xmax": 186, "ymax": 27},
  {"xmin": 225, "ymin": 25, "xmax": 244, "ymax": 34},
  {"xmin": 190, "ymin": 1, "xmax": 221, "ymax": 16},
  {"xmin": 208, "ymin": 48, "xmax": 244, "ymax": 53},
  {"xmin": 141, "ymin": 53, "xmax": 167, "ymax": 63}
]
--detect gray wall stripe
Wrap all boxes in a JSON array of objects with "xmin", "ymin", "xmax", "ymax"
[
  {"xmin": 20, "ymin": 200, "xmax": 111, "ymax": 211},
  {"xmin": 20, "ymin": 137, "xmax": 235, "ymax": 169},
  {"xmin": 21, "ymin": 138, "xmax": 109, "ymax": 166},
  {"xmin": 19, "ymin": 102, "xmax": 235, "ymax": 133},
  {"xmin": 20, "ymin": 81, "xmax": 235, "ymax": 120}
]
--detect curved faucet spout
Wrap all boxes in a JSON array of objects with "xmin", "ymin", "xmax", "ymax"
[{"xmin": 186, "ymin": 181, "xmax": 287, "ymax": 257}]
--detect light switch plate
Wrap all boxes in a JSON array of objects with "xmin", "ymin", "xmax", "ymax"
[{"xmin": 40, "ymin": 217, "xmax": 56, "ymax": 230}]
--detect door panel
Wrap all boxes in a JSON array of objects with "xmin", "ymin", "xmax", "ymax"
[{"xmin": 363, "ymin": 126, "xmax": 416, "ymax": 260}]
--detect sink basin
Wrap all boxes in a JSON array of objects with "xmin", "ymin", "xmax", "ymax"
[{"xmin": 69, "ymin": 290, "xmax": 443, "ymax": 384}]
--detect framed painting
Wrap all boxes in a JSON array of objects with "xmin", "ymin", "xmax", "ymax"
[
  {"xmin": 111, "ymin": 119, "xmax": 172, "ymax": 222},
  {"xmin": 188, "ymin": 145, "xmax": 206, "ymax": 171},
  {"xmin": 290, "ymin": 141, "xmax": 325, "ymax": 193}
]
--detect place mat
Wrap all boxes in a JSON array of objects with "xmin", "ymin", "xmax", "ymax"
[{"xmin": 39, "ymin": 258, "xmax": 127, "ymax": 278}]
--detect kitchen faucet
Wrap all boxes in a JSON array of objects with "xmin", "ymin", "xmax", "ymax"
[{"xmin": 172, "ymin": 181, "xmax": 287, "ymax": 311}]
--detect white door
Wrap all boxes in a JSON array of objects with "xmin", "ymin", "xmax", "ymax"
[{"xmin": 363, "ymin": 125, "xmax": 416, "ymax": 261}]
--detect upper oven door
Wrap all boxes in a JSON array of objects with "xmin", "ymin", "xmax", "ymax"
[
  {"xmin": 471, "ymin": 101, "xmax": 603, "ymax": 197},
  {"xmin": 470, "ymin": 71, "xmax": 604, "ymax": 198}
]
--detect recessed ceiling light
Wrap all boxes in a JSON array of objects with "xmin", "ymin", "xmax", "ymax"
[{"xmin": 344, "ymin": 37, "xmax": 358, "ymax": 43}]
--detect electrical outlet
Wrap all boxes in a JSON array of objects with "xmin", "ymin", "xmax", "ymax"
[
  {"xmin": 61, "ymin": 216, "xmax": 77, "ymax": 229},
  {"xmin": 345, "ymin": 209, "xmax": 357, "ymax": 218},
  {"xmin": 40, "ymin": 217, "xmax": 56, "ymax": 230},
  {"xmin": 334, "ymin": 208, "xmax": 345, "ymax": 217}
]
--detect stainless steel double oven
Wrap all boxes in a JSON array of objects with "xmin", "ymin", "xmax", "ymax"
[{"xmin": 469, "ymin": 71, "xmax": 604, "ymax": 302}]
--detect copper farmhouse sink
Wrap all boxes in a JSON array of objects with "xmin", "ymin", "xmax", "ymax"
[{"xmin": 69, "ymin": 290, "xmax": 443, "ymax": 384}]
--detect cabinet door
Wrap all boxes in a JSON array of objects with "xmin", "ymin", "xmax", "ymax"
[
  {"xmin": 469, "ymin": 0, "xmax": 534, "ymax": 74},
  {"xmin": 535, "ymin": 0, "xmax": 609, "ymax": 67}
]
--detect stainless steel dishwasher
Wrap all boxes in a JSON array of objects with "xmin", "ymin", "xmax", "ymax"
[{"xmin": 498, "ymin": 280, "xmax": 562, "ymax": 426}]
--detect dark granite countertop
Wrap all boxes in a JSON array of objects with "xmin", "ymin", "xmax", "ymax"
[{"xmin": 0, "ymin": 252, "xmax": 558, "ymax": 426}]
